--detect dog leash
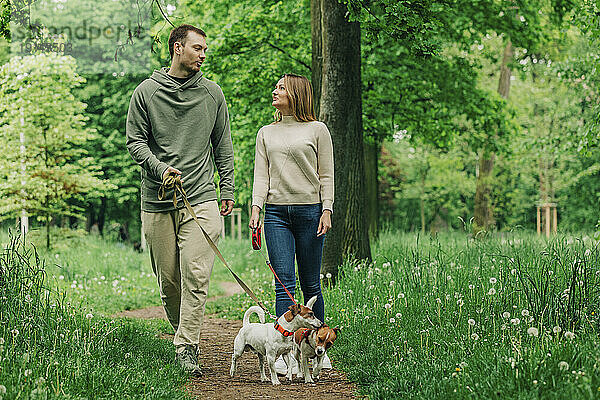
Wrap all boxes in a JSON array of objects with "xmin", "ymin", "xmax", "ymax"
[
  {"xmin": 158, "ymin": 172, "xmax": 277, "ymax": 320},
  {"xmin": 252, "ymin": 226, "xmax": 298, "ymax": 306}
]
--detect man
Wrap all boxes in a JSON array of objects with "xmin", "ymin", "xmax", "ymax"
[{"xmin": 126, "ymin": 24, "xmax": 234, "ymax": 376}]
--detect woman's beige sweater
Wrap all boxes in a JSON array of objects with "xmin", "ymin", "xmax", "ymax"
[{"xmin": 251, "ymin": 115, "xmax": 334, "ymax": 212}]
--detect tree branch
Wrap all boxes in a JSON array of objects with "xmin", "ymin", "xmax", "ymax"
[{"xmin": 265, "ymin": 42, "xmax": 311, "ymax": 71}]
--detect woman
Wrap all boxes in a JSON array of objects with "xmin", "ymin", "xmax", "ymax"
[{"xmin": 249, "ymin": 73, "xmax": 334, "ymax": 325}]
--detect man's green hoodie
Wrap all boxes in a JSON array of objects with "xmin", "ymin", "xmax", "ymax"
[{"xmin": 126, "ymin": 67, "xmax": 234, "ymax": 212}]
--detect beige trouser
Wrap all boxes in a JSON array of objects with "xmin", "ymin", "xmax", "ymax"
[{"xmin": 141, "ymin": 200, "xmax": 222, "ymax": 349}]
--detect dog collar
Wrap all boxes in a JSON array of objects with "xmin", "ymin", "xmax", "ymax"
[{"xmin": 274, "ymin": 322, "xmax": 294, "ymax": 337}]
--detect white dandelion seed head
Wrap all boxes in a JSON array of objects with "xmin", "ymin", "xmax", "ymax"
[
  {"xmin": 389, "ymin": 318, "xmax": 396, "ymax": 323},
  {"xmin": 521, "ymin": 309, "xmax": 529, "ymax": 317},
  {"xmin": 553, "ymin": 326, "xmax": 562, "ymax": 334},
  {"xmin": 564, "ymin": 331, "xmax": 575, "ymax": 340},
  {"xmin": 487, "ymin": 288, "xmax": 496, "ymax": 295},
  {"xmin": 558, "ymin": 361, "xmax": 569, "ymax": 371},
  {"xmin": 511, "ymin": 269, "xmax": 517, "ymax": 275},
  {"xmin": 24, "ymin": 369, "xmax": 32, "ymax": 377},
  {"xmin": 510, "ymin": 318, "xmax": 521, "ymax": 325},
  {"xmin": 527, "ymin": 327, "xmax": 539, "ymax": 337},
  {"xmin": 389, "ymin": 280, "xmax": 395, "ymax": 286},
  {"xmin": 471, "ymin": 333, "xmax": 479, "ymax": 340},
  {"xmin": 0, "ymin": 385, "xmax": 6, "ymax": 395},
  {"xmin": 384, "ymin": 303, "xmax": 392, "ymax": 310},
  {"xmin": 86, "ymin": 313, "xmax": 93, "ymax": 319},
  {"xmin": 468, "ymin": 318, "xmax": 476, "ymax": 326},
  {"xmin": 469, "ymin": 284, "xmax": 475, "ymax": 290},
  {"xmin": 369, "ymin": 285, "xmax": 374, "ymax": 290},
  {"xmin": 489, "ymin": 277, "xmax": 497, "ymax": 284},
  {"xmin": 383, "ymin": 262, "xmax": 391, "ymax": 268},
  {"xmin": 325, "ymin": 273, "xmax": 332, "ymax": 279},
  {"xmin": 396, "ymin": 312, "xmax": 401, "ymax": 318},
  {"xmin": 502, "ymin": 312, "xmax": 510, "ymax": 319},
  {"xmin": 398, "ymin": 293, "xmax": 405, "ymax": 299},
  {"xmin": 320, "ymin": 274, "xmax": 324, "ymax": 280},
  {"xmin": 457, "ymin": 299, "xmax": 464, "ymax": 307}
]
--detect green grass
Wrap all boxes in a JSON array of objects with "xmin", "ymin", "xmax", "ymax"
[
  {"xmin": 0, "ymin": 234, "xmax": 188, "ymax": 400},
  {"xmin": 5, "ymin": 227, "xmax": 600, "ymax": 399},
  {"xmin": 324, "ymin": 231, "xmax": 600, "ymax": 399}
]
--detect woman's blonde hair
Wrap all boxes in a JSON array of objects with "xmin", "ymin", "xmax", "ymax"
[{"xmin": 274, "ymin": 74, "xmax": 317, "ymax": 122}]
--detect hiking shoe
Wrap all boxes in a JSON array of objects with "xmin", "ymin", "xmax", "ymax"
[{"xmin": 176, "ymin": 344, "xmax": 202, "ymax": 377}]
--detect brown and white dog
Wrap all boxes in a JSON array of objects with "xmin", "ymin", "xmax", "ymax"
[
  {"xmin": 230, "ymin": 296, "xmax": 322, "ymax": 385},
  {"xmin": 293, "ymin": 324, "xmax": 340, "ymax": 383}
]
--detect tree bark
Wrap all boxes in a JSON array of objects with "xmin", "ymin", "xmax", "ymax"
[
  {"xmin": 311, "ymin": 0, "xmax": 323, "ymax": 117},
  {"xmin": 364, "ymin": 141, "xmax": 379, "ymax": 237},
  {"xmin": 316, "ymin": 0, "xmax": 371, "ymax": 280},
  {"xmin": 473, "ymin": 40, "xmax": 513, "ymax": 234}
]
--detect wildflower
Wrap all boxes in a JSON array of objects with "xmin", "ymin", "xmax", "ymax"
[
  {"xmin": 564, "ymin": 331, "xmax": 575, "ymax": 340},
  {"xmin": 468, "ymin": 284, "xmax": 475, "ymax": 290},
  {"xmin": 527, "ymin": 327, "xmax": 539, "ymax": 337},
  {"xmin": 24, "ymin": 369, "xmax": 32, "ymax": 377},
  {"xmin": 11, "ymin": 329, "xmax": 18, "ymax": 336},
  {"xmin": 0, "ymin": 338, "xmax": 4, "ymax": 345},
  {"xmin": 521, "ymin": 309, "xmax": 529, "ymax": 317},
  {"xmin": 59, "ymin": 275, "xmax": 64, "ymax": 280},
  {"xmin": 457, "ymin": 299, "xmax": 464, "ymax": 307},
  {"xmin": 396, "ymin": 312, "xmax": 401, "ymax": 318},
  {"xmin": 319, "ymin": 273, "xmax": 324, "ymax": 280},
  {"xmin": 468, "ymin": 319, "xmax": 476, "ymax": 326},
  {"xmin": 325, "ymin": 273, "xmax": 332, "ymax": 279},
  {"xmin": 489, "ymin": 277, "xmax": 497, "ymax": 284},
  {"xmin": 0, "ymin": 385, "xmax": 6, "ymax": 395},
  {"xmin": 384, "ymin": 303, "xmax": 392, "ymax": 310},
  {"xmin": 389, "ymin": 280, "xmax": 395, "ymax": 286},
  {"xmin": 533, "ymin": 380, "xmax": 538, "ymax": 385},
  {"xmin": 86, "ymin": 313, "xmax": 93, "ymax": 319},
  {"xmin": 487, "ymin": 288, "xmax": 496, "ymax": 295},
  {"xmin": 510, "ymin": 318, "xmax": 520, "ymax": 325},
  {"xmin": 502, "ymin": 312, "xmax": 510, "ymax": 319},
  {"xmin": 398, "ymin": 293, "xmax": 405, "ymax": 299},
  {"xmin": 383, "ymin": 262, "xmax": 391, "ymax": 268},
  {"xmin": 471, "ymin": 333, "xmax": 479, "ymax": 340},
  {"xmin": 558, "ymin": 361, "xmax": 569, "ymax": 371},
  {"xmin": 390, "ymin": 318, "xmax": 396, "ymax": 323}
]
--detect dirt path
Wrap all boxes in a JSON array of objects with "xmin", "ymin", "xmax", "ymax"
[{"xmin": 117, "ymin": 283, "xmax": 360, "ymax": 400}]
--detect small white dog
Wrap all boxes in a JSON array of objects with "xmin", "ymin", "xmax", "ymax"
[
  {"xmin": 293, "ymin": 324, "xmax": 339, "ymax": 383},
  {"xmin": 230, "ymin": 296, "xmax": 322, "ymax": 385}
]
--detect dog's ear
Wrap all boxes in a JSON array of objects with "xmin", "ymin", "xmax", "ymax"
[
  {"xmin": 288, "ymin": 303, "xmax": 301, "ymax": 316},
  {"xmin": 306, "ymin": 295, "xmax": 318, "ymax": 309}
]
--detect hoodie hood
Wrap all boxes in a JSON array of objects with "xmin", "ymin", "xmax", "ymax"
[{"xmin": 150, "ymin": 67, "xmax": 204, "ymax": 90}]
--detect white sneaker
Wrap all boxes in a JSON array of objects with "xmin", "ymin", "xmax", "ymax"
[
  {"xmin": 274, "ymin": 355, "xmax": 299, "ymax": 376},
  {"xmin": 274, "ymin": 356, "xmax": 287, "ymax": 375}
]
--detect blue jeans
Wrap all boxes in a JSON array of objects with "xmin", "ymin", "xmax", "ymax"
[{"xmin": 264, "ymin": 204, "xmax": 325, "ymax": 323}]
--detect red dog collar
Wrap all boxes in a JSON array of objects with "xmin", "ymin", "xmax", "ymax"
[{"xmin": 274, "ymin": 322, "xmax": 294, "ymax": 337}]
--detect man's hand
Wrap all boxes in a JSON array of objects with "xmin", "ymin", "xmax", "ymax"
[
  {"xmin": 317, "ymin": 210, "xmax": 332, "ymax": 237},
  {"xmin": 220, "ymin": 200, "xmax": 234, "ymax": 216},
  {"xmin": 162, "ymin": 166, "xmax": 183, "ymax": 182}
]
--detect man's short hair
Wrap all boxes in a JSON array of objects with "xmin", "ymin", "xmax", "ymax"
[{"xmin": 168, "ymin": 24, "xmax": 207, "ymax": 60}]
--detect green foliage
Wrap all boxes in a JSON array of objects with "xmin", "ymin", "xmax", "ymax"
[{"xmin": 0, "ymin": 53, "xmax": 111, "ymax": 242}]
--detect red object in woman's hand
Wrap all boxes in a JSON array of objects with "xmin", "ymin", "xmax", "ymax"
[{"xmin": 252, "ymin": 226, "xmax": 262, "ymax": 250}]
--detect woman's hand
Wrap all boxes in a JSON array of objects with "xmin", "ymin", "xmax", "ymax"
[
  {"xmin": 317, "ymin": 210, "xmax": 332, "ymax": 237},
  {"xmin": 249, "ymin": 205, "xmax": 262, "ymax": 230}
]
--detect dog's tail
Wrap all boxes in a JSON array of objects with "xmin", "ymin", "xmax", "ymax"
[{"xmin": 243, "ymin": 306, "xmax": 265, "ymax": 326}]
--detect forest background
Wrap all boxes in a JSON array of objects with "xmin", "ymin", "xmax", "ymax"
[{"xmin": 0, "ymin": 0, "xmax": 599, "ymax": 255}]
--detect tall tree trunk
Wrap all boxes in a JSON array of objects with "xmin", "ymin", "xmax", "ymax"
[
  {"xmin": 311, "ymin": 0, "xmax": 322, "ymax": 117},
  {"xmin": 316, "ymin": 0, "xmax": 371, "ymax": 280},
  {"xmin": 364, "ymin": 141, "xmax": 379, "ymax": 238},
  {"xmin": 98, "ymin": 196, "xmax": 107, "ymax": 235},
  {"xmin": 473, "ymin": 40, "xmax": 513, "ymax": 234}
]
